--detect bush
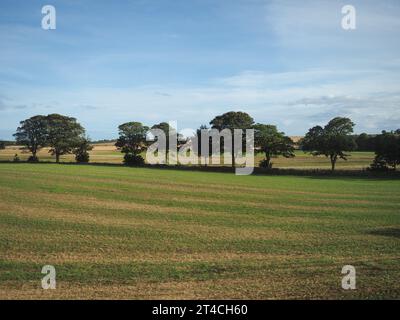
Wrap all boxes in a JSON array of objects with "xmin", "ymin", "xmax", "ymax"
[
  {"xmin": 75, "ymin": 151, "xmax": 90, "ymax": 163},
  {"xmin": 13, "ymin": 154, "xmax": 20, "ymax": 162},
  {"xmin": 123, "ymin": 153, "xmax": 145, "ymax": 166},
  {"xmin": 27, "ymin": 155, "xmax": 39, "ymax": 162},
  {"xmin": 73, "ymin": 137, "xmax": 92, "ymax": 163},
  {"xmin": 368, "ymin": 156, "xmax": 391, "ymax": 172}
]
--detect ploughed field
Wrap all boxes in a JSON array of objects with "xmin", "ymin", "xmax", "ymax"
[{"xmin": 0, "ymin": 163, "xmax": 399, "ymax": 299}]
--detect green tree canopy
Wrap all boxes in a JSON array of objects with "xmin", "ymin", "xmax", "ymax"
[
  {"xmin": 151, "ymin": 122, "xmax": 183, "ymax": 152},
  {"xmin": 209, "ymin": 111, "xmax": 254, "ymax": 167},
  {"xmin": 73, "ymin": 136, "xmax": 93, "ymax": 163},
  {"xmin": 46, "ymin": 114, "xmax": 85, "ymax": 163},
  {"xmin": 115, "ymin": 122, "xmax": 149, "ymax": 165},
  {"xmin": 371, "ymin": 130, "xmax": 400, "ymax": 170},
  {"xmin": 13, "ymin": 115, "xmax": 48, "ymax": 161},
  {"xmin": 301, "ymin": 117, "xmax": 356, "ymax": 171},
  {"xmin": 254, "ymin": 124, "xmax": 295, "ymax": 169},
  {"xmin": 355, "ymin": 133, "xmax": 375, "ymax": 151}
]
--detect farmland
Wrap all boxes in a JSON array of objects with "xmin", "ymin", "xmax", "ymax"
[
  {"xmin": 0, "ymin": 163, "xmax": 399, "ymax": 299},
  {"xmin": 0, "ymin": 144, "xmax": 375, "ymax": 170}
]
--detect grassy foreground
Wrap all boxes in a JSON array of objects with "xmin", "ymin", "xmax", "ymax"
[{"xmin": 0, "ymin": 163, "xmax": 399, "ymax": 299}]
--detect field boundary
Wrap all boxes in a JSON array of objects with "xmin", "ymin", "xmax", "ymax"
[{"xmin": 1, "ymin": 160, "xmax": 400, "ymax": 178}]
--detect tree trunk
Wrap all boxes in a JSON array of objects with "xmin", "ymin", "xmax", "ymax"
[
  {"xmin": 56, "ymin": 152, "xmax": 60, "ymax": 163},
  {"xmin": 231, "ymin": 139, "xmax": 235, "ymax": 168},
  {"xmin": 265, "ymin": 154, "xmax": 271, "ymax": 169},
  {"xmin": 330, "ymin": 155, "xmax": 337, "ymax": 171}
]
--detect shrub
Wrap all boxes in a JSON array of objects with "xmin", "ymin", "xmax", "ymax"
[
  {"xmin": 73, "ymin": 137, "xmax": 92, "ymax": 163},
  {"xmin": 27, "ymin": 155, "xmax": 39, "ymax": 162},
  {"xmin": 368, "ymin": 156, "xmax": 391, "ymax": 172},
  {"xmin": 123, "ymin": 153, "xmax": 145, "ymax": 166},
  {"xmin": 75, "ymin": 151, "xmax": 90, "ymax": 163},
  {"xmin": 13, "ymin": 154, "xmax": 20, "ymax": 162}
]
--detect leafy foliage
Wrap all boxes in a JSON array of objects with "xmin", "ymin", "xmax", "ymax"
[
  {"xmin": 123, "ymin": 153, "xmax": 145, "ymax": 166},
  {"xmin": 355, "ymin": 133, "xmax": 375, "ymax": 151},
  {"xmin": 27, "ymin": 155, "xmax": 39, "ymax": 163},
  {"xmin": 369, "ymin": 130, "xmax": 400, "ymax": 170},
  {"xmin": 115, "ymin": 122, "xmax": 149, "ymax": 166},
  {"xmin": 254, "ymin": 124, "xmax": 295, "ymax": 169},
  {"xmin": 13, "ymin": 115, "xmax": 48, "ymax": 160},
  {"xmin": 209, "ymin": 111, "xmax": 254, "ymax": 167},
  {"xmin": 301, "ymin": 117, "xmax": 356, "ymax": 171},
  {"xmin": 46, "ymin": 114, "xmax": 86, "ymax": 163},
  {"xmin": 73, "ymin": 137, "xmax": 93, "ymax": 163}
]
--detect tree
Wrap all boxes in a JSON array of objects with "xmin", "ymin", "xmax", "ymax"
[
  {"xmin": 13, "ymin": 115, "xmax": 48, "ymax": 162},
  {"xmin": 254, "ymin": 124, "xmax": 295, "ymax": 169},
  {"xmin": 0, "ymin": 141, "xmax": 5, "ymax": 150},
  {"xmin": 355, "ymin": 133, "xmax": 375, "ymax": 151},
  {"xmin": 46, "ymin": 114, "xmax": 85, "ymax": 163},
  {"xmin": 301, "ymin": 117, "xmax": 356, "ymax": 171},
  {"xmin": 115, "ymin": 122, "xmax": 149, "ymax": 165},
  {"xmin": 370, "ymin": 130, "xmax": 400, "ymax": 170},
  {"xmin": 73, "ymin": 136, "xmax": 93, "ymax": 163},
  {"xmin": 209, "ymin": 111, "xmax": 254, "ymax": 167}
]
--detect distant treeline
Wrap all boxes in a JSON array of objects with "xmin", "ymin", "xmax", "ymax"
[
  {"xmin": 4, "ymin": 112, "xmax": 400, "ymax": 172},
  {"xmin": 91, "ymin": 139, "xmax": 117, "ymax": 144},
  {"xmin": 0, "ymin": 140, "xmax": 16, "ymax": 148}
]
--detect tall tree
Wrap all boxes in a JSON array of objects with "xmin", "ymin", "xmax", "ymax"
[
  {"xmin": 355, "ymin": 133, "xmax": 375, "ymax": 151},
  {"xmin": 13, "ymin": 115, "xmax": 48, "ymax": 161},
  {"xmin": 73, "ymin": 136, "xmax": 93, "ymax": 163},
  {"xmin": 254, "ymin": 124, "xmax": 295, "ymax": 169},
  {"xmin": 46, "ymin": 114, "xmax": 85, "ymax": 163},
  {"xmin": 115, "ymin": 122, "xmax": 149, "ymax": 165},
  {"xmin": 370, "ymin": 130, "xmax": 400, "ymax": 170},
  {"xmin": 209, "ymin": 111, "xmax": 254, "ymax": 167},
  {"xmin": 151, "ymin": 122, "xmax": 182, "ymax": 156},
  {"xmin": 301, "ymin": 117, "xmax": 356, "ymax": 171}
]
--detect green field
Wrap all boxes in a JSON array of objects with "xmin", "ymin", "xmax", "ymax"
[
  {"xmin": 0, "ymin": 163, "xmax": 399, "ymax": 299},
  {"xmin": 0, "ymin": 144, "xmax": 376, "ymax": 170}
]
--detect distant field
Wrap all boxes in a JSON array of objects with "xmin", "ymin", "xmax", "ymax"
[
  {"xmin": 0, "ymin": 144, "xmax": 376, "ymax": 170},
  {"xmin": 0, "ymin": 163, "xmax": 399, "ymax": 299}
]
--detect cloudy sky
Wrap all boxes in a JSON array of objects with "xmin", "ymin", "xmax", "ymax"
[{"xmin": 1, "ymin": 0, "xmax": 399, "ymax": 139}]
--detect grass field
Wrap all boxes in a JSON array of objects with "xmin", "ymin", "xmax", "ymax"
[
  {"xmin": 0, "ymin": 163, "xmax": 399, "ymax": 299},
  {"xmin": 0, "ymin": 144, "xmax": 376, "ymax": 170}
]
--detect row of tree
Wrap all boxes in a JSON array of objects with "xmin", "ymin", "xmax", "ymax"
[
  {"xmin": 7, "ymin": 111, "xmax": 400, "ymax": 171},
  {"xmin": 13, "ymin": 114, "xmax": 92, "ymax": 163},
  {"xmin": 114, "ymin": 112, "xmax": 296, "ymax": 168}
]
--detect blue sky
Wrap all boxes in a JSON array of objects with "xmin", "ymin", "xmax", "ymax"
[{"xmin": 1, "ymin": 0, "xmax": 400, "ymax": 139}]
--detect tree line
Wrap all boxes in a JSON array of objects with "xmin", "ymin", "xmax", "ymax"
[
  {"xmin": 6, "ymin": 111, "xmax": 400, "ymax": 172},
  {"xmin": 12, "ymin": 114, "xmax": 92, "ymax": 163}
]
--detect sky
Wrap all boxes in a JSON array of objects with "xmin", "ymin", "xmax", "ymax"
[{"xmin": 1, "ymin": 0, "xmax": 400, "ymax": 140}]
